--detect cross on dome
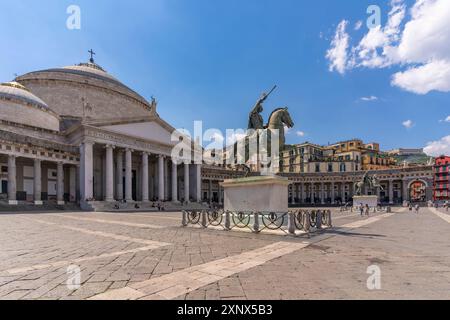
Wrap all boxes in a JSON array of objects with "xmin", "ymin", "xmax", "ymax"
[{"xmin": 88, "ymin": 49, "xmax": 96, "ymax": 63}]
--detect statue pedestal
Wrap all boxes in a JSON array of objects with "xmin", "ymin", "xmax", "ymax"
[
  {"xmin": 353, "ymin": 195, "xmax": 378, "ymax": 208},
  {"xmin": 221, "ymin": 175, "xmax": 290, "ymax": 212}
]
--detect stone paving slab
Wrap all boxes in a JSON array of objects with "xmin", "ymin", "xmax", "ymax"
[
  {"xmin": 185, "ymin": 208, "xmax": 450, "ymax": 300},
  {"xmin": 0, "ymin": 207, "xmax": 447, "ymax": 300}
]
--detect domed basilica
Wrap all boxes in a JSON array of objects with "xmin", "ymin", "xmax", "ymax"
[{"xmin": 0, "ymin": 54, "xmax": 215, "ymax": 210}]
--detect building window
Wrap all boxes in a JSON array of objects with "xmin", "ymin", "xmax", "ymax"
[
  {"xmin": 328, "ymin": 163, "xmax": 333, "ymax": 172},
  {"xmin": 340, "ymin": 163, "xmax": 346, "ymax": 172},
  {"xmin": 315, "ymin": 164, "xmax": 320, "ymax": 173}
]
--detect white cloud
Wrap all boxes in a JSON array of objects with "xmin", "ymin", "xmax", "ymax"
[
  {"xmin": 440, "ymin": 115, "xmax": 450, "ymax": 123},
  {"xmin": 424, "ymin": 135, "xmax": 450, "ymax": 156},
  {"xmin": 361, "ymin": 96, "xmax": 378, "ymax": 101},
  {"xmin": 392, "ymin": 60, "xmax": 450, "ymax": 94},
  {"xmin": 354, "ymin": 20, "xmax": 363, "ymax": 31},
  {"xmin": 326, "ymin": 0, "xmax": 450, "ymax": 94},
  {"xmin": 402, "ymin": 120, "xmax": 414, "ymax": 129},
  {"xmin": 326, "ymin": 20, "xmax": 350, "ymax": 74},
  {"xmin": 296, "ymin": 131, "xmax": 305, "ymax": 137}
]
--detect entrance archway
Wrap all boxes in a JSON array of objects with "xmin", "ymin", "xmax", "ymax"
[{"xmin": 409, "ymin": 180, "xmax": 427, "ymax": 202}]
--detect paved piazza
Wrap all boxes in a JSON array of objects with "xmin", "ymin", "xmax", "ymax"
[{"xmin": 1, "ymin": 207, "xmax": 450, "ymax": 300}]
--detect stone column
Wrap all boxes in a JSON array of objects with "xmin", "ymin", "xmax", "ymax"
[
  {"xmin": 321, "ymin": 182, "xmax": 325, "ymax": 205},
  {"xmin": 69, "ymin": 166, "xmax": 76, "ymax": 203},
  {"xmin": 291, "ymin": 184, "xmax": 296, "ymax": 204},
  {"xmin": 208, "ymin": 179, "xmax": 213, "ymax": 203},
  {"xmin": 7, "ymin": 155, "xmax": 17, "ymax": 205},
  {"xmin": 196, "ymin": 164, "xmax": 202, "ymax": 203},
  {"xmin": 158, "ymin": 155, "xmax": 165, "ymax": 201},
  {"xmin": 402, "ymin": 179, "xmax": 409, "ymax": 203},
  {"xmin": 331, "ymin": 182, "xmax": 335, "ymax": 204},
  {"xmin": 300, "ymin": 183, "xmax": 305, "ymax": 204},
  {"xmin": 184, "ymin": 163, "xmax": 190, "ymax": 203},
  {"xmin": 149, "ymin": 166, "xmax": 154, "ymax": 201},
  {"xmin": 141, "ymin": 152, "xmax": 149, "ymax": 202},
  {"xmin": 218, "ymin": 183, "xmax": 223, "ymax": 205},
  {"xmin": 171, "ymin": 160, "xmax": 178, "ymax": 203},
  {"xmin": 388, "ymin": 180, "xmax": 394, "ymax": 205},
  {"xmin": 310, "ymin": 182, "xmax": 314, "ymax": 204},
  {"xmin": 75, "ymin": 165, "xmax": 80, "ymax": 202},
  {"xmin": 34, "ymin": 159, "xmax": 42, "ymax": 205},
  {"xmin": 341, "ymin": 182, "xmax": 346, "ymax": 203},
  {"xmin": 80, "ymin": 142, "xmax": 94, "ymax": 202},
  {"xmin": 116, "ymin": 150, "xmax": 124, "ymax": 201},
  {"xmin": 164, "ymin": 158, "xmax": 169, "ymax": 200},
  {"xmin": 125, "ymin": 149, "xmax": 133, "ymax": 201},
  {"xmin": 105, "ymin": 145, "xmax": 115, "ymax": 202},
  {"xmin": 57, "ymin": 162, "xmax": 64, "ymax": 205}
]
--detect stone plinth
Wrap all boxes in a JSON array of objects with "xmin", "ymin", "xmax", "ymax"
[
  {"xmin": 353, "ymin": 195, "xmax": 378, "ymax": 208},
  {"xmin": 221, "ymin": 175, "xmax": 290, "ymax": 212}
]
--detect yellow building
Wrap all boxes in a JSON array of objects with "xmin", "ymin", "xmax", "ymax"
[{"xmin": 279, "ymin": 139, "xmax": 398, "ymax": 173}]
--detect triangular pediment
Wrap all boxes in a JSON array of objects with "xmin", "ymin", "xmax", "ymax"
[{"xmin": 101, "ymin": 119, "xmax": 177, "ymax": 146}]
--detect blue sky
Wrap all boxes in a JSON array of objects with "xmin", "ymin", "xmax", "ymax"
[{"xmin": 0, "ymin": 0, "xmax": 448, "ymax": 152}]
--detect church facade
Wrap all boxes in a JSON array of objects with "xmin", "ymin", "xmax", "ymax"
[{"xmin": 0, "ymin": 57, "xmax": 208, "ymax": 211}]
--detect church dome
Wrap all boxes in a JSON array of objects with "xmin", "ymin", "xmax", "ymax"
[
  {"xmin": 0, "ymin": 81, "xmax": 49, "ymax": 110},
  {"xmin": 0, "ymin": 81, "xmax": 60, "ymax": 131},
  {"xmin": 15, "ymin": 57, "xmax": 153, "ymax": 120}
]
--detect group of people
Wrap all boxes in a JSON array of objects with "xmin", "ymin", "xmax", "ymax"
[
  {"xmin": 408, "ymin": 203, "xmax": 421, "ymax": 214},
  {"xmin": 358, "ymin": 204, "xmax": 371, "ymax": 216}
]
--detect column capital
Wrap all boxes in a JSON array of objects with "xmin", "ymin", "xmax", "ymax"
[
  {"xmin": 142, "ymin": 151, "xmax": 150, "ymax": 156},
  {"xmin": 125, "ymin": 148, "xmax": 134, "ymax": 153},
  {"xmin": 105, "ymin": 144, "xmax": 115, "ymax": 150},
  {"xmin": 81, "ymin": 140, "xmax": 95, "ymax": 147},
  {"xmin": 158, "ymin": 154, "xmax": 166, "ymax": 159}
]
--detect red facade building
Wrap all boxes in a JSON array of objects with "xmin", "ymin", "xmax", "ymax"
[{"xmin": 434, "ymin": 156, "xmax": 450, "ymax": 201}]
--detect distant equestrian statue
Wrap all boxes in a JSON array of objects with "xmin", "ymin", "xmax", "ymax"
[{"xmin": 354, "ymin": 172, "xmax": 384, "ymax": 196}]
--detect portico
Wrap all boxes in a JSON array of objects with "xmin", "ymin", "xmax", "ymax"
[{"xmin": 283, "ymin": 166, "xmax": 434, "ymax": 206}]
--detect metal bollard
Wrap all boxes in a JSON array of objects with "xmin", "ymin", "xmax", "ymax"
[
  {"xmin": 181, "ymin": 210, "xmax": 188, "ymax": 227},
  {"xmin": 201, "ymin": 210, "xmax": 208, "ymax": 228},
  {"xmin": 328, "ymin": 210, "xmax": 332, "ymax": 227},
  {"xmin": 316, "ymin": 210, "xmax": 322, "ymax": 229},
  {"xmin": 287, "ymin": 212, "xmax": 296, "ymax": 235},
  {"xmin": 253, "ymin": 212, "xmax": 260, "ymax": 233},
  {"xmin": 303, "ymin": 211, "xmax": 311, "ymax": 236},
  {"xmin": 224, "ymin": 211, "xmax": 231, "ymax": 230}
]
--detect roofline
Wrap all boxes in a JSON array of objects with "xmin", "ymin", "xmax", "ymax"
[{"xmin": 17, "ymin": 68, "xmax": 150, "ymax": 108}]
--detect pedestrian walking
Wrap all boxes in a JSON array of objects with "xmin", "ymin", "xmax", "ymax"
[
  {"xmin": 414, "ymin": 204, "xmax": 420, "ymax": 214},
  {"xmin": 359, "ymin": 204, "xmax": 364, "ymax": 216},
  {"xmin": 365, "ymin": 204, "xmax": 370, "ymax": 216}
]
